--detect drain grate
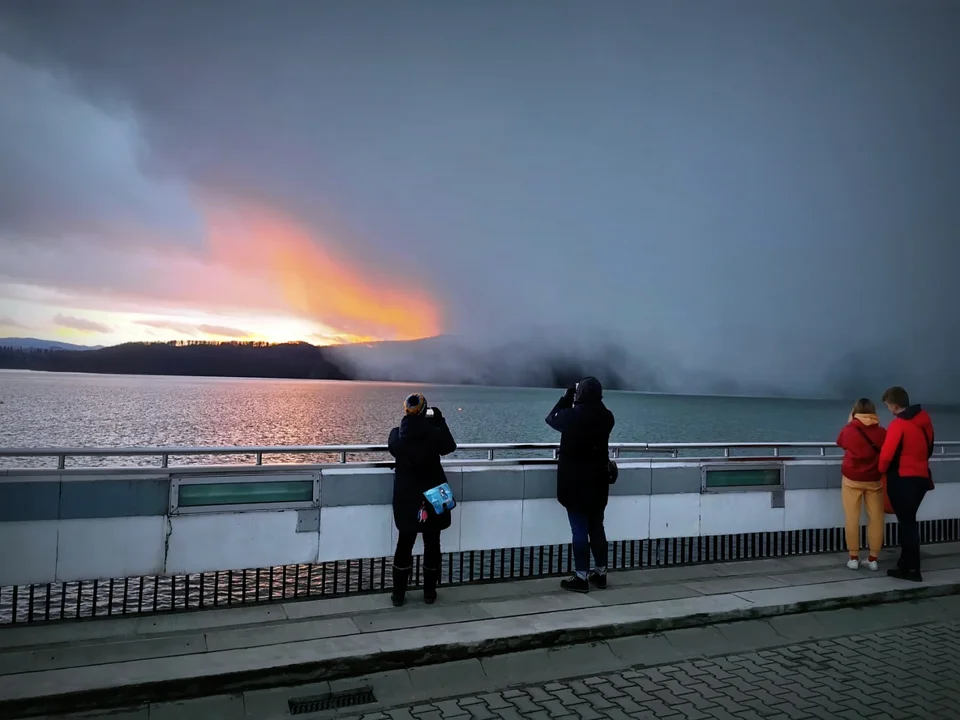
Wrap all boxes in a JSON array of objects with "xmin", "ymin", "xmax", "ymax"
[{"xmin": 288, "ymin": 687, "xmax": 376, "ymax": 715}]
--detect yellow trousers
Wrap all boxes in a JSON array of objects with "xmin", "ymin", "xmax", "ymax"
[{"xmin": 842, "ymin": 476, "xmax": 884, "ymax": 558}]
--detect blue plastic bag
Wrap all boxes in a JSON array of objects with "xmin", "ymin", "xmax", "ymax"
[{"xmin": 423, "ymin": 482, "xmax": 456, "ymax": 515}]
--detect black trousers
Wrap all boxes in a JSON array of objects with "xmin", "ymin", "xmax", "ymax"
[
  {"xmin": 394, "ymin": 529, "xmax": 442, "ymax": 570},
  {"xmin": 887, "ymin": 476, "xmax": 929, "ymax": 571}
]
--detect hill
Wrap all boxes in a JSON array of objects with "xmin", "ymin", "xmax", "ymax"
[
  {"xmin": 0, "ymin": 341, "xmax": 350, "ymax": 380},
  {"xmin": 0, "ymin": 337, "xmax": 103, "ymax": 351}
]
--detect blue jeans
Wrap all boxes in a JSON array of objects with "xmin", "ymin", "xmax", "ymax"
[{"xmin": 567, "ymin": 509, "xmax": 608, "ymax": 575}]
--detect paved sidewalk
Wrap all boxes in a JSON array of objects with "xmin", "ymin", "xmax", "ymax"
[
  {"xmin": 346, "ymin": 619, "xmax": 960, "ymax": 720},
  {"xmin": 45, "ymin": 595, "xmax": 960, "ymax": 719},
  {"xmin": 5, "ymin": 544, "xmax": 960, "ymax": 717}
]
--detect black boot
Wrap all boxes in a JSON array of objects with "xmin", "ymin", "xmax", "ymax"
[
  {"xmin": 391, "ymin": 565, "xmax": 410, "ymax": 607},
  {"xmin": 423, "ymin": 567, "xmax": 440, "ymax": 604}
]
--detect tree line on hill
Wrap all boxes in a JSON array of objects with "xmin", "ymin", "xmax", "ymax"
[{"xmin": 0, "ymin": 341, "xmax": 351, "ymax": 380}]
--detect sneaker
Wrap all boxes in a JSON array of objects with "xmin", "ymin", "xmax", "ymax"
[
  {"xmin": 846, "ymin": 558, "xmax": 860, "ymax": 570},
  {"xmin": 561, "ymin": 575, "xmax": 590, "ymax": 593},
  {"xmin": 863, "ymin": 558, "xmax": 879, "ymax": 571},
  {"xmin": 886, "ymin": 568, "xmax": 923, "ymax": 583},
  {"xmin": 588, "ymin": 570, "xmax": 608, "ymax": 589}
]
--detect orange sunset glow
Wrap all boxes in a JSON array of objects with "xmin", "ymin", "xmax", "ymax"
[
  {"xmin": 1, "ymin": 201, "xmax": 443, "ymax": 348},
  {"xmin": 204, "ymin": 203, "xmax": 441, "ymax": 345}
]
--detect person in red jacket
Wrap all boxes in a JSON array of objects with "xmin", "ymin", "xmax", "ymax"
[
  {"xmin": 878, "ymin": 386, "xmax": 935, "ymax": 582},
  {"xmin": 836, "ymin": 398, "xmax": 887, "ymax": 571}
]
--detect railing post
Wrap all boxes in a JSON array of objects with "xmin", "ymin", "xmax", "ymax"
[
  {"xmin": 487, "ymin": 449, "xmax": 494, "ymax": 461},
  {"xmin": 773, "ymin": 447, "xmax": 780, "ymax": 457},
  {"xmin": 161, "ymin": 454, "xmax": 169, "ymax": 469},
  {"xmin": 255, "ymin": 452, "xmax": 263, "ymax": 466},
  {"xmin": 724, "ymin": 448, "xmax": 730, "ymax": 458},
  {"xmin": 57, "ymin": 454, "xmax": 65, "ymax": 470},
  {"xmin": 339, "ymin": 451, "xmax": 346, "ymax": 463}
]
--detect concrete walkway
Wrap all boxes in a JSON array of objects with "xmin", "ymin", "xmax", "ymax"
[{"xmin": 3, "ymin": 544, "xmax": 960, "ymax": 718}]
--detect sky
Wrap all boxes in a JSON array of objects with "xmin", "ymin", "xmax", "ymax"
[{"xmin": 0, "ymin": 1, "xmax": 958, "ymax": 398}]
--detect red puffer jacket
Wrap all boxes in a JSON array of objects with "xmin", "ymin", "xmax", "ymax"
[
  {"xmin": 837, "ymin": 415, "xmax": 887, "ymax": 483},
  {"xmin": 878, "ymin": 405, "xmax": 935, "ymax": 483}
]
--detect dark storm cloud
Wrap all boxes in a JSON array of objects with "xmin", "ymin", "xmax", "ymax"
[
  {"xmin": 0, "ymin": 52, "xmax": 203, "ymax": 250},
  {"xmin": 53, "ymin": 314, "xmax": 111, "ymax": 334},
  {"xmin": 2, "ymin": 1, "xmax": 959, "ymax": 400}
]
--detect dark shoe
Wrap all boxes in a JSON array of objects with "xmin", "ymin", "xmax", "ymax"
[
  {"xmin": 391, "ymin": 566, "xmax": 410, "ymax": 607},
  {"xmin": 588, "ymin": 570, "xmax": 608, "ymax": 589},
  {"xmin": 423, "ymin": 567, "xmax": 440, "ymax": 605},
  {"xmin": 886, "ymin": 568, "xmax": 923, "ymax": 583},
  {"xmin": 561, "ymin": 575, "xmax": 590, "ymax": 593}
]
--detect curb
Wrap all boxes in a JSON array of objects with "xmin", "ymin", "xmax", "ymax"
[{"xmin": 4, "ymin": 582, "xmax": 960, "ymax": 718}]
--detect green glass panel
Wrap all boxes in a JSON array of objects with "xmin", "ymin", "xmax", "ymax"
[
  {"xmin": 178, "ymin": 481, "xmax": 313, "ymax": 507},
  {"xmin": 705, "ymin": 468, "xmax": 781, "ymax": 488}
]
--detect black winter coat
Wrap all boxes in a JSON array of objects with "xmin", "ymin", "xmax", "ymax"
[
  {"xmin": 545, "ymin": 382, "xmax": 616, "ymax": 513},
  {"xmin": 388, "ymin": 413, "xmax": 458, "ymax": 534}
]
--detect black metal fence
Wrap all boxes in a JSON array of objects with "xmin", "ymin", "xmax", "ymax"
[{"xmin": 2, "ymin": 518, "xmax": 958, "ymax": 625}]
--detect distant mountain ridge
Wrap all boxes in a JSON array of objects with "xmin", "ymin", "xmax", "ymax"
[{"xmin": 0, "ymin": 337, "xmax": 104, "ymax": 351}]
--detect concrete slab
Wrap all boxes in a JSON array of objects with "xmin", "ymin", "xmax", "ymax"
[
  {"xmin": 480, "ymin": 642, "xmax": 622, "ymax": 687},
  {"xmin": 772, "ymin": 568, "xmax": 863, "ymax": 585},
  {"xmin": 592, "ymin": 583, "xmax": 703, "ymax": 607},
  {"xmin": 282, "ymin": 594, "xmax": 396, "ymax": 620},
  {"xmin": 810, "ymin": 598, "xmax": 947, "ymax": 636},
  {"xmin": 206, "ymin": 617, "xmax": 359, "ymax": 652},
  {"xmin": 0, "ymin": 617, "xmax": 142, "ymax": 651},
  {"xmin": 27, "ymin": 633, "xmax": 207, "ymax": 673},
  {"xmin": 709, "ymin": 557, "xmax": 804, "ymax": 576},
  {"xmin": 682, "ymin": 575, "xmax": 789, "ymax": 595},
  {"xmin": 712, "ymin": 619, "xmax": 785, "ymax": 653},
  {"xmin": 661, "ymin": 625, "xmax": 730, "ymax": 657},
  {"xmin": 613, "ymin": 565, "xmax": 724, "ymax": 586},
  {"xmin": 354, "ymin": 604, "xmax": 493, "ymax": 633},
  {"xmin": 134, "ymin": 604, "xmax": 289, "ymax": 635},
  {"xmin": 150, "ymin": 694, "xmax": 244, "ymax": 720},
  {"xmin": 767, "ymin": 613, "xmax": 829, "ymax": 641},
  {"xmin": 478, "ymin": 592, "xmax": 600, "ymax": 619},
  {"xmin": 407, "ymin": 659, "xmax": 493, "ymax": 703},
  {"xmin": 605, "ymin": 633, "xmax": 688, "ymax": 666}
]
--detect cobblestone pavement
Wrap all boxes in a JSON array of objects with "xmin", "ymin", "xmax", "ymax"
[{"xmin": 347, "ymin": 621, "xmax": 960, "ymax": 720}]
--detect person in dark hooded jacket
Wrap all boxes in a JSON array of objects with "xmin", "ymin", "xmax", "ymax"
[
  {"xmin": 546, "ymin": 376, "xmax": 616, "ymax": 593},
  {"xmin": 387, "ymin": 393, "xmax": 457, "ymax": 606}
]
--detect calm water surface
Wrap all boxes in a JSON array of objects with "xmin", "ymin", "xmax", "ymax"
[{"xmin": 3, "ymin": 370, "xmax": 959, "ymax": 466}]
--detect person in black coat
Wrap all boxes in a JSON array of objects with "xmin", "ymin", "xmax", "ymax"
[
  {"xmin": 387, "ymin": 392, "xmax": 457, "ymax": 606},
  {"xmin": 545, "ymin": 376, "xmax": 616, "ymax": 593}
]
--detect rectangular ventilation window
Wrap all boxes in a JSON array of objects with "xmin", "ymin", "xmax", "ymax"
[
  {"xmin": 289, "ymin": 688, "xmax": 376, "ymax": 715},
  {"xmin": 178, "ymin": 480, "xmax": 313, "ymax": 508},
  {"xmin": 704, "ymin": 467, "xmax": 782, "ymax": 489}
]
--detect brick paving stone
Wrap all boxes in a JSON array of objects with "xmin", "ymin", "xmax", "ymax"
[{"xmin": 342, "ymin": 621, "xmax": 960, "ymax": 720}]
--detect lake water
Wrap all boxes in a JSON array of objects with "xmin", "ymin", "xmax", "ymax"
[{"xmin": 3, "ymin": 370, "xmax": 960, "ymax": 465}]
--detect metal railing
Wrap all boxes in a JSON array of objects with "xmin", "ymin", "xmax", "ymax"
[{"xmin": 0, "ymin": 441, "xmax": 958, "ymax": 470}]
